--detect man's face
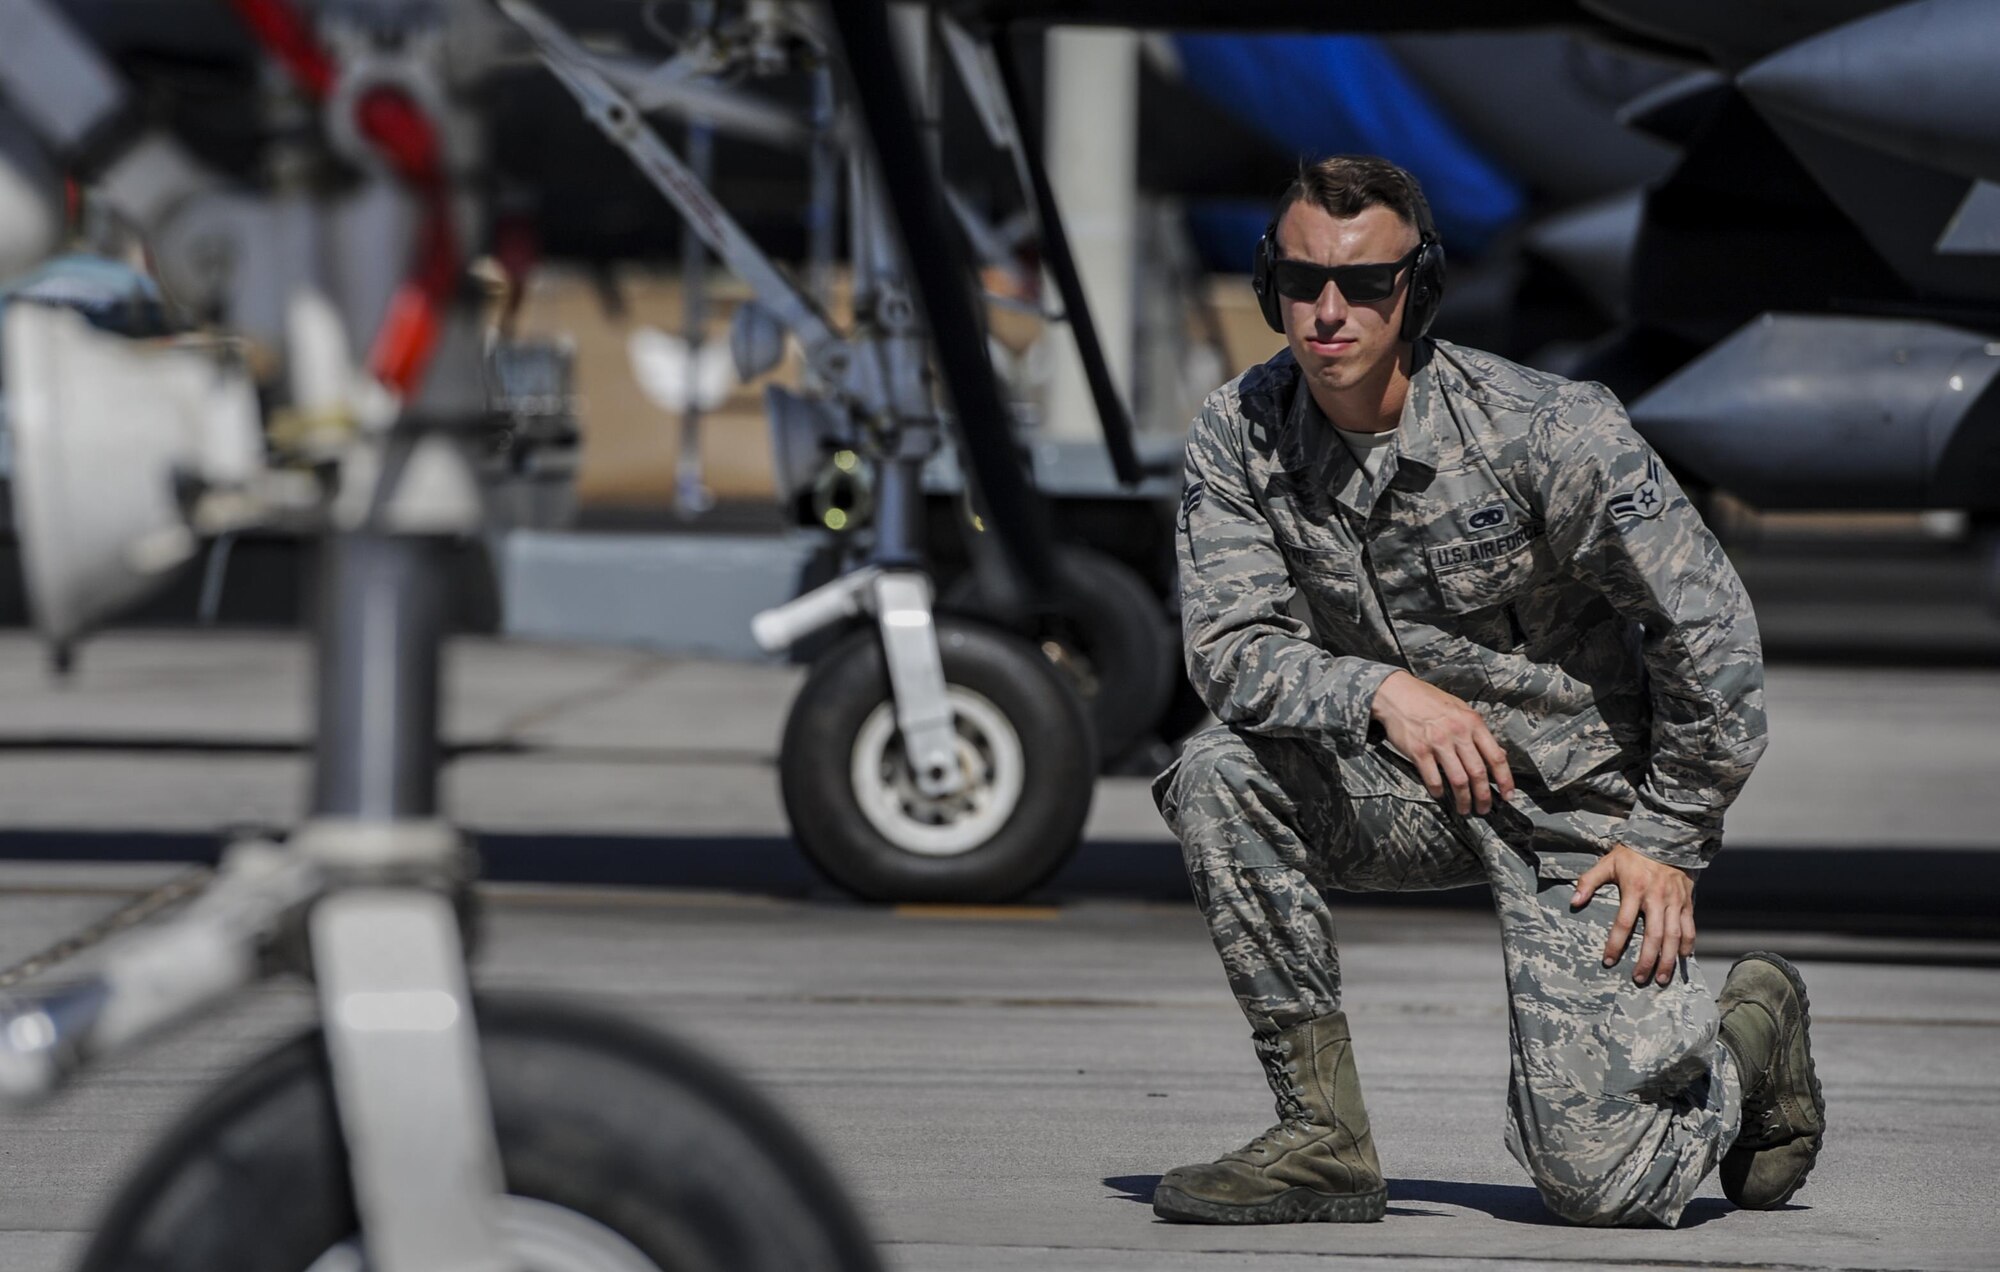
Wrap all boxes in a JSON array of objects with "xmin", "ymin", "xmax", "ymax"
[{"xmin": 1273, "ymin": 200, "xmax": 1420, "ymax": 401}]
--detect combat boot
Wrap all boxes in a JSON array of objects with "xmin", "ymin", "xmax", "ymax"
[
  {"xmin": 1153, "ymin": 1011, "xmax": 1387, "ymax": 1223},
  {"xmin": 1717, "ymin": 952, "xmax": 1826, "ymax": 1209}
]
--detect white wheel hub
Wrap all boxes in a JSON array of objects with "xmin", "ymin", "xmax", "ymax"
[
  {"xmin": 305, "ymin": 1195, "xmax": 662, "ymax": 1272},
  {"xmin": 849, "ymin": 685, "xmax": 1025, "ymax": 857}
]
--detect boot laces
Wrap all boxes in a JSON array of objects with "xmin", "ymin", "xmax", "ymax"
[
  {"xmin": 1244, "ymin": 1036, "xmax": 1316, "ymax": 1154},
  {"xmin": 1737, "ymin": 1098, "xmax": 1786, "ymax": 1149},
  {"xmin": 1730, "ymin": 1033, "xmax": 1788, "ymax": 1146}
]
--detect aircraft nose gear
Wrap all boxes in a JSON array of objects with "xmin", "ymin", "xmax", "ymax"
[
  {"xmin": 853, "ymin": 685, "xmax": 1027, "ymax": 858},
  {"xmin": 782, "ymin": 619, "xmax": 1095, "ymax": 902}
]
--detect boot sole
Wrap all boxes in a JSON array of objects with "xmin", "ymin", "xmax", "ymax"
[
  {"xmin": 1724, "ymin": 951, "xmax": 1826, "ymax": 1208},
  {"xmin": 1152, "ymin": 1184, "xmax": 1387, "ymax": 1224}
]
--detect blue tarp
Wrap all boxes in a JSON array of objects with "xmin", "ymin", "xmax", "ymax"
[{"xmin": 1174, "ymin": 34, "xmax": 1525, "ymax": 270}]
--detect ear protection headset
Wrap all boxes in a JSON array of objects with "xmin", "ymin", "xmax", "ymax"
[{"xmin": 1250, "ymin": 217, "xmax": 1447, "ymax": 343}]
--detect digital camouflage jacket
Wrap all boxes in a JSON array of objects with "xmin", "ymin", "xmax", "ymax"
[{"xmin": 1174, "ymin": 340, "xmax": 1768, "ymax": 873}]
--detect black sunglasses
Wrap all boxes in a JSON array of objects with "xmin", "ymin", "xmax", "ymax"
[{"xmin": 1271, "ymin": 244, "xmax": 1421, "ymax": 305}]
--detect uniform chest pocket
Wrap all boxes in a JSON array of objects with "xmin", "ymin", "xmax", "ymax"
[
  {"xmin": 1423, "ymin": 528, "xmax": 1539, "ymax": 614},
  {"xmin": 1280, "ymin": 543, "xmax": 1364, "ymax": 624}
]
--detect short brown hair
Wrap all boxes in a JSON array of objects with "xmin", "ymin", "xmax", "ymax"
[{"xmin": 1277, "ymin": 155, "xmax": 1435, "ymax": 242}]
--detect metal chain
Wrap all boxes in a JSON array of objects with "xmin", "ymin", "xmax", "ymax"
[{"xmin": 0, "ymin": 867, "xmax": 216, "ymax": 990}]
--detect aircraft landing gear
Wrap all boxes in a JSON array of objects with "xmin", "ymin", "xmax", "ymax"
[
  {"xmin": 943, "ymin": 544, "xmax": 1177, "ymax": 768},
  {"xmin": 779, "ymin": 615, "xmax": 1094, "ymax": 904},
  {"xmin": 78, "ymin": 998, "xmax": 880, "ymax": 1272}
]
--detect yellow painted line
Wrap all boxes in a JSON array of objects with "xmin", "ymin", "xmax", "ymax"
[
  {"xmin": 893, "ymin": 904, "xmax": 1062, "ymax": 922},
  {"xmin": 479, "ymin": 883, "xmax": 787, "ymax": 910}
]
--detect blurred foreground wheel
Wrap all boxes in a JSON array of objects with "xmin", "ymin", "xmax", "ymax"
[
  {"xmin": 943, "ymin": 546, "xmax": 1176, "ymax": 765},
  {"xmin": 780, "ymin": 617, "xmax": 1095, "ymax": 902},
  {"xmin": 78, "ymin": 997, "xmax": 881, "ymax": 1272}
]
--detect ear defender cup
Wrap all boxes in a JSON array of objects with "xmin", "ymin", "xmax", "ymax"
[
  {"xmin": 1251, "ymin": 219, "xmax": 1283, "ymax": 334},
  {"xmin": 1251, "ymin": 222, "xmax": 1448, "ymax": 342},
  {"xmin": 1399, "ymin": 236, "xmax": 1447, "ymax": 342}
]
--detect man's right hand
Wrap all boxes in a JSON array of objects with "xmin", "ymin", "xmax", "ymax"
[{"xmin": 1369, "ymin": 670, "xmax": 1515, "ymax": 815}]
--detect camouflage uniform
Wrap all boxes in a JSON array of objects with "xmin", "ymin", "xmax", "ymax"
[{"xmin": 1158, "ymin": 340, "xmax": 1769, "ymax": 1227}]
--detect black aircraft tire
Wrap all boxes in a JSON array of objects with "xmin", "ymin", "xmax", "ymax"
[
  {"xmin": 1153, "ymin": 671, "xmax": 1215, "ymax": 749},
  {"xmin": 76, "ymin": 997, "xmax": 882, "ymax": 1272},
  {"xmin": 942, "ymin": 546, "xmax": 1176, "ymax": 765},
  {"xmin": 779, "ymin": 618, "xmax": 1095, "ymax": 903}
]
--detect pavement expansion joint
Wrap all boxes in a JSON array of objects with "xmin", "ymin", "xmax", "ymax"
[{"xmin": 874, "ymin": 1242, "xmax": 1898, "ymax": 1271}]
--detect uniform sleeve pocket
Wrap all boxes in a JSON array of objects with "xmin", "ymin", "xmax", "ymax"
[{"xmin": 1492, "ymin": 708, "xmax": 1638, "ymax": 793}]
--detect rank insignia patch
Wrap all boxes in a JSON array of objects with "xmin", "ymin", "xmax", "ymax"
[
  {"xmin": 1608, "ymin": 455, "xmax": 1667, "ymax": 522},
  {"xmin": 1178, "ymin": 479, "xmax": 1206, "ymax": 530}
]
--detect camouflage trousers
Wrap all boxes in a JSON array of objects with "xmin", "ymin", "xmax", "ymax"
[{"xmin": 1155, "ymin": 725, "xmax": 1743, "ymax": 1228}]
